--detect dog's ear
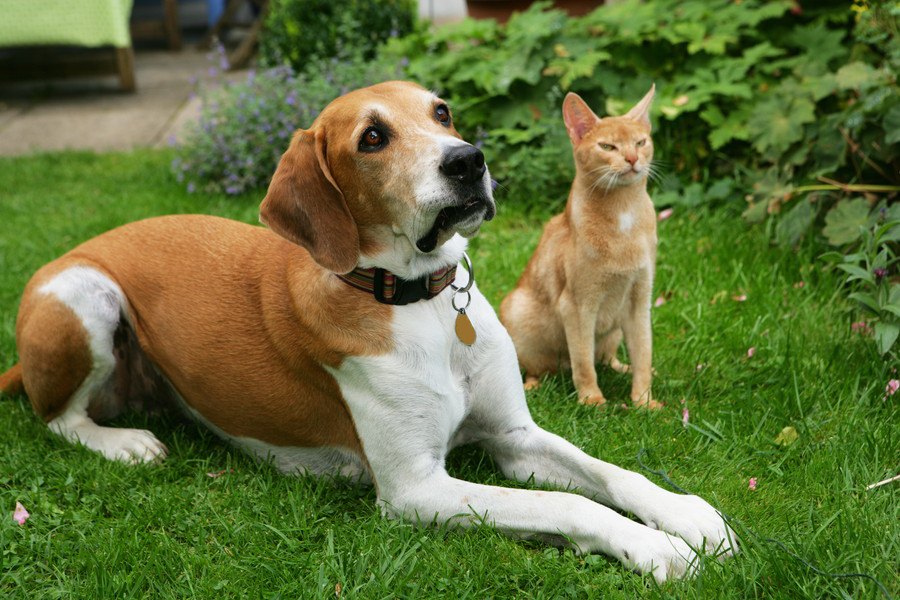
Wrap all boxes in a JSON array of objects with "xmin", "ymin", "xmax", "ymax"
[
  {"xmin": 260, "ymin": 128, "xmax": 359, "ymax": 274},
  {"xmin": 562, "ymin": 92, "xmax": 600, "ymax": 145},
  {"xmin": 624, "ymin": 83, "xmax": 655, "ymax": 129}
]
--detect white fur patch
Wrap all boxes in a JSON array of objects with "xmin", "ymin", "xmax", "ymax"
[{"xmin": 618, "ymin": 211, "xmax": 635, "ymax": 233}]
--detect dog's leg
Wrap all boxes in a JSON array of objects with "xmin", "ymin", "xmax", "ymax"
[
  {"xmin": 462, "ymin": 327, "xmax": 736, "ymax": 560},
  {"xmin": 382, "ymin": 470, "xmax": 697, "ymax": 583},
  {"xmin": 20, "ymin": 266, "xmax": 167, "ymax": 464},
  {"xmin": 481, "ymin": 423, "xmax": 736, "ymax": 557}
]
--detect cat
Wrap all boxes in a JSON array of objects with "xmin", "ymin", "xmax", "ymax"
[{"xmin": 500, "ymin": 85, "xmax": 661, "ymax": 409}]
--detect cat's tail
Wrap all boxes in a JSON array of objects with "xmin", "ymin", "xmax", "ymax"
[{"xmin": 0, "ymin": 364, "xmax": 24, "ymax": 396}]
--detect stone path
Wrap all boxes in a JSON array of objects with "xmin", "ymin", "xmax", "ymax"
[{"xmin": 0, "ymin": 49, "xmax": 210, "ymax": 156}]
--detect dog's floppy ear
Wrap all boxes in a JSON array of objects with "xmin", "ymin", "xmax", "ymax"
[
  {"xmin": 260, "ymin": 128, "xmax": 359, "ymax": 274},
  {"xmin": 562, "ymin": 92, "xmax": 600, "ymax": 145}
]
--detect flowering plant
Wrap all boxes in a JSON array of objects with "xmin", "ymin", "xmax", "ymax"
[{"xmin": 172, "ymin": 52, "xmax": 400, "ymax": 196}]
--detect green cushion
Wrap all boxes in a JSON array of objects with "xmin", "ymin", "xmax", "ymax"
[{"xmin": 0, "ymin": 0, "xmax": 133, "ymax": 48}]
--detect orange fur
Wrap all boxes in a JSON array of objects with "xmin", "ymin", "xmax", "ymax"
[{"xmin": 501, "ymin": 85, "xmax": 661, "ymax": 409}]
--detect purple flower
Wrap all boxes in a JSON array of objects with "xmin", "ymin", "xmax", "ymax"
[
  {"xmin": 399, "ymin": 56, "xmax": 410, "ymax": 68},
  {"xmin": 226, "ymin": 185, "xmax": 240, "ymax": 195},
  {"xmin": 208, "ymin": 67, "xmax": 219, "ymax": 78},
  {"xmin": 874, "ymin": 268, "xmax": 888, "ymax": 280},
  {"xmin": 187, "ymin": 182, "xmax": 196, "ymax": 193}
]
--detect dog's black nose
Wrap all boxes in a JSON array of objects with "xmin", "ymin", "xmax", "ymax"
[{"xmin": 440, "ymin": 145, "xmax": 486, "ymax": 185}]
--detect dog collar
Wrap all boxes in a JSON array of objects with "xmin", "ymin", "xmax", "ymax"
[{"xmin": 336, "ymin": 264, "xmax": 457, "ymax": 306}]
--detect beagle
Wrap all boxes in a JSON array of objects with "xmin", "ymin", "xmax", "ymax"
[{"xmin": 0, "ymin": 81, "xmax": 735, "ymax": 582}]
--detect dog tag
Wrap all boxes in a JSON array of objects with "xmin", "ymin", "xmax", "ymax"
[{"xmin": 455, "ymin": 309, "xmax": 476, "ymax": 346}]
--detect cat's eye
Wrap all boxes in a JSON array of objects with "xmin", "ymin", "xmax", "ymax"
[
  {"xmin": 599, "ymin": 143, "xmax": 616, "ymax": 151},
  {"xmin": 636, "ymin": 139, "xmax": 647, "ymax": 147}
]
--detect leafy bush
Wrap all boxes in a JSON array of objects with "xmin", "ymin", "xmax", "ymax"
[
  {"xmin": 383, "ymin": 0, "xmax": 898, "ymax": 355},
  {"xmin": 384, "ymin": 0, "xmax": 897, "ymax": 210},
  {"xmin": 260, "ymin": 0, "xmax": 417, "ymax": 72},
  {"xmin": 172, "ymin": 50, "xmax": 400, "ymax": 195}
]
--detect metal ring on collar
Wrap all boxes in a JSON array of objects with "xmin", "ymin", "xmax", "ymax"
[
  {"xmin": 452, "ymin": 289, "xmax": 472, "ymax": 312},
  {"xmin": 450, "ymin": 252, "xmax": 474, "ymax": 294}
]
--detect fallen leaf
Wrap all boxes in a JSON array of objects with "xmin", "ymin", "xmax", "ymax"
[
  {"xmin": 748, "ymin": 477, "xmax": 758, "ymax": 491},
  {"xmin": 658, "ymin": 208, "xmax": 674, "ymax": 221},
  {"xmin": 885, "ymin": 379, "xmax": 899, "ymax": 399},
  {"xmin": 335, "ymin": 582, "xmax": 343, "ymax": 597},
  {"xmin": 732, "ymin": 294, "xmax": 748, "ymax": 302},
  {"xmin": 747, "ymin": 347, "xmax": 756, "ymax": 358},
  {"xmin": 681, "ymin": 404, "xmax": 689, "ymax": 427},
  {"xmin": 774, "ymin": 425, "xmax": 799, "ymax": 446},
  {"xmin": 206, "ymin": 469, "xmax": 232, "ymax": 478},
  {"xmin": 696, "ymin": 363, "xmax": 705, "ymax": 372},
  {"xmin": 654, "ymin": 296, "xmax": 666, "ymax": 308},
  {"xmin": 673, "ymin": 95, "xmax": 689, "ymax": 107},
  {"xmin": 13, "ymin": 502, "xmax": 29, "ymax": 525},
  {"xmin": 793, "ymin": 281, "xmax": 805, "ymax": 289}
]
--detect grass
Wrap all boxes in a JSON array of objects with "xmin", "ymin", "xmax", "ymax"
[{"xmin": 0, "ymin": 150, "xmax": 897, "ymax": 599}]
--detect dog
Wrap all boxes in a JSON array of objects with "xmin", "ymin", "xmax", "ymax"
[{"xmin": 0, "ymin": 81, "xmax": 735, "ymax": 582}]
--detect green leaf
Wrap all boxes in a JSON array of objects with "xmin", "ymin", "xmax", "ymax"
[
  {"xmin": 848, "ymin": 292, "xmax": 881, "ymax": 315},
  {"xmin": 874, "ymin": 322, "xmax": 900, "ymax": 355},
  {"xmin": 775, "ymin": 199, "xmax": 816, "ymax": 246},
  {"xmin": 834, "ymin": 62, "xmax": 880, "ymax": 90},
  {"xmin": 881, "ymin": 304, "xmax": 900, "ymax": 319},
  {"xmin": 748, "ymin": 96, "xmax": 816, "ymax": 156},
  {"xmin": 884, "ymin": 104, "xmax": 900, "ymax": 145},
  {"xmin": 774, "ymin": 426, "xmax": 799, "ymax": 447},
  {"xmin": 789, "ymin": 21, "xmax": 847, "ymax": 67},
  {"xmin": 822, "ymin": 199, "xmax": 870, "ymax": 246},
  {"xmin": 836, "ymin": 263, "xmax": 875, "ymax": 285}
]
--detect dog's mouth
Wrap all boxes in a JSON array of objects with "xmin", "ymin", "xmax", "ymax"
[{"xmin": 415, "ymin": 196, "xmax": 495, "ymax": 253}]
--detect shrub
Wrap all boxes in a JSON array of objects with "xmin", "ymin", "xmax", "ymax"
[
  {"xmin": 260, "ymin": 0, "xmax": 417, "ymax": 72},
  {"xmin": 172, "ymin": 49, "xmax": 401, "ymax": 196},
  {"xmin": 382, "ymin": 0, "xmax": 898, "ymax": 354}
]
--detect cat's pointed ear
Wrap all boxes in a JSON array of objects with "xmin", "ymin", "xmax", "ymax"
[
  {"xmin": 562, "ymin": 93, "xmax": 600, "ymax": 145},
  {"xmin": 624, "ymin": 83, "xmax": 655, "ymax": 129}
]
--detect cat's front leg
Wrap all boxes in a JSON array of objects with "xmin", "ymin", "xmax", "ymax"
[
  {"xmin": 622, "ymin": 277, "xmax": 660, "ymax": 409},
  {"xmin": 560, "ymin": 292, "xmax": 606, "ymax": 405}
]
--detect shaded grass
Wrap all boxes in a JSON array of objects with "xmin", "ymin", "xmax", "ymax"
[{"xmin": 0, "ymin": 150, "xmax": 897, "ymax": 598}]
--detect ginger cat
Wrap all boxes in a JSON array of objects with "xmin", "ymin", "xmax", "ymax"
[{"xmin": 500, "ymin": 85, "xmax": 661, "ymax": 409}]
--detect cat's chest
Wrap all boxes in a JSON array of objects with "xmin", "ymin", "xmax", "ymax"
[{"xmin": 579, "ymin": 209, "xmax": 656, "ymax": 268}]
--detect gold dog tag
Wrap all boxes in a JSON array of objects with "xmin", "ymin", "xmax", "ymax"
[{"xmin": 455, "ymin": 310, "xmax": 476, "ymax": 346}]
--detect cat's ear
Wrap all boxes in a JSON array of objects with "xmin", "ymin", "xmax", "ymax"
[
  {"xmin": 562, "ymin": 93, "xmax": 600, "ymax": 145},
  {"xmin": 624, "ymin": 83, "xmax": 655, "ymax": 129}
]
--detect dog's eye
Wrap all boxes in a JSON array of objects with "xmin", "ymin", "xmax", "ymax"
[
  {"xmin": 636, "ymin": 139, "xmax": 646, "ymax": 147},
  {"xmin": 435, "ymin": 105, "xmax": 451, "ymax": 126},
  {"xmin": 599, "ymin": 143, "xmax": 616, "ymax": 151},
  {"xmin": 360, "ymin": 127, "xmax": 386, "ymax": 151}
]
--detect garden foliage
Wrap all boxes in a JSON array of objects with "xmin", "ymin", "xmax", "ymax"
[
  {"xmin": 382, "ymin": 0, "xmax": 899, "ymax": 354},
  {"xmin": 259, "ymin": 0, "xmax": 417, "ymax": 71}
]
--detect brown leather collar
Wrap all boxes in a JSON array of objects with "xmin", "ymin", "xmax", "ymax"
[{"xmin": 336, "ymin": 265, "xmax": 457, "ymax": 305}]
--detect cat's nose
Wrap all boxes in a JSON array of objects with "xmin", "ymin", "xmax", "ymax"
[{"xmin": 624, "ymin": 154, "xmax": 638, "ymax": 165}]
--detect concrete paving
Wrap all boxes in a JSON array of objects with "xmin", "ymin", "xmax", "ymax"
[
  {"xmin": 0, "ymin": 49, "xmax": 210, "ymax": 156},
  {"xmin": 0, "ymin": 0, "xmax": 467, "ymax": 157}
]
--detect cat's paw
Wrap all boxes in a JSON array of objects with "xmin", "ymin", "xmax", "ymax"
[
  {"xmin": 523, "ymin": 376, "xmax": 542, "ymax": 391},
  {"xmin": 608, "ymin": 358, "xmax": 630, "ymax": 374},
  {"xmin": 632, "ymin": 389, "xmax": 662, "ymax": 410},
  {"xmin": 579, "ymin": 393, "xmax": 607, "ymax": 407}
]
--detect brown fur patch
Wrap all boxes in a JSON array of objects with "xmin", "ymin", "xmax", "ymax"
[{"xmin": 16, "ymin": 290, "xmax": 93, "ymax": 422}]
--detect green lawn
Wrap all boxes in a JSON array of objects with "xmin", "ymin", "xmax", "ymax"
[{"xmin": 0, "ymin": 151, "xmax": 897, "ymax": 599}]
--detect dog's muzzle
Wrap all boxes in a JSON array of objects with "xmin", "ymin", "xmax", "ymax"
[{"xmin": 415, "ymin": 145, "xmax": 495, "ymax": 253}]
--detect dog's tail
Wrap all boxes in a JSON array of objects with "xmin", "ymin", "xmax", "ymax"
[{"xmin": 0, "ymin": 364, "xmax": 24, "ymax": 396}]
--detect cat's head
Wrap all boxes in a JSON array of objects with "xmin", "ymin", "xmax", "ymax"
[{"xmin": 562, "ymin": 85, "xmax": 655, "ymax": 189}]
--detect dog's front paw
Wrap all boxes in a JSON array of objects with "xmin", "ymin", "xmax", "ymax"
[
  {"xmin": 617, "ymin": 528, "xmax": 699, "ymax": 583},
  {"xmin": 644, "ymin": 493, "xmax": 738, "ymax": 557}
]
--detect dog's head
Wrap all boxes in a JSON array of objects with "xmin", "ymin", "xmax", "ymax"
[{"xmin": 260, "ymin": 81, "xmax": 495, "ymax": 274}]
